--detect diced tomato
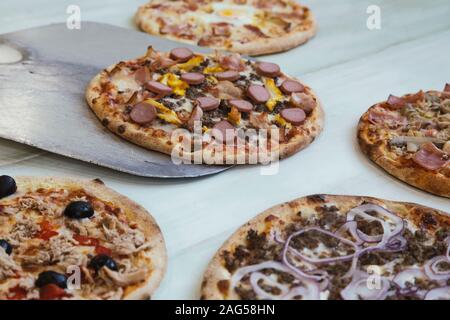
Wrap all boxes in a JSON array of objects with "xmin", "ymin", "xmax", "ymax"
[
  {"xmin": 36, "ymin": 220, "xmax": 58, "ymax": 240},
  {"xmin": 39, "ymin": 284, "xmax": 68, "ymax": 300},
  {"xmin": 8, "ymin": 285, "xmax": 27, "ymax": 300},
  {"xmin": 73, "ymin": 234, "xmax": 99, "ymax": 247},
  {"xmin": 95, "ymin": 245, "xmax": 112, "ymax": 256}
]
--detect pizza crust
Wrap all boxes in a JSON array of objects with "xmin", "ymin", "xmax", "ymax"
[
  {"xmin": 8, "ymin": 176, "xmax": 167, "ymax": 300},
  {"xmin": 86, "ymin": 57, "xmax": 324, "ymax": 165},
  {"xmin": 200, "ymin": 194, "xmax": 450, "ymax": 300},
  {"xmin": 357, "ymin": 95, "xmax": 450, "ymax": 198}
]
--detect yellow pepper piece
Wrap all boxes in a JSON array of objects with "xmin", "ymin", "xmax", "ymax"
[
  {"xmin": 265, "ymin": 78, "xmax": 283, "ymax": 112},
  {"xmin": 159, "ymin": 73, "xmax": 188, "ymax": 96},
  {"xmin": 174, "ymin": 56, "xmax": 204, "ymax": 72},
  {"xmin": 144, "ymin": 99, "xmax": 182, "ymax": 126},
  {"xmin": 203, "ymin": 65, "xmax": 224, "ymax": 74},
  {"xmin": 274, "ymin": 114, "xmax": 292, "ymax": 130},
  {"xmin": 227, "ymin": 106, "xmax": 241, "ymax": 126}
]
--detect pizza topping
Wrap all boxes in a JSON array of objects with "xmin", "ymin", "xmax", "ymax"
[
  {"xmin": 212, "ymin": 120, "xmax": 235, "ymax": 143},
  {"xmin": 102, "ymin": 268, "xmax": 148, "ymax": 287},
  {"xmin": 39, "ymin": 284, "xmax": 68, "ymax": 300},
  {"xmin": 187, "ymin": 106, "xmax": 204, "ymax": 130},
  {"xmin": 130, "ymin": 102, "xmax": 157, "ymax": 125},
  {"xmin": 180, "ymin": 72, "xmax": 205, "ymax": 85},
  {"xmin": 280, "ymin": 79, "xmax": 304, "ymax": 94},
  {"xmin": 247, "ymin": 84, "xmax": 270, "ymax": 103},
  {"xmin": 145, "ymin": 81, "xmax": 173, "ymax": 96},
  {"xmin": 134, "ymin": 66, "xmax": 151, "ymax": 85},
  {"xmin": 280, "ymin": 108, "xmax": 306, "ymax": 125},
  {"xmin": 424, "ymin": 254, "xmax": 450, "ymax": 281},
  {"xmin": 256, "ymin": 62, "xmax": 280, "ymax": 78},
  {"xmin": 341, "ymin": 271, "xmax": 390, "ymax": 300},
  {"xmin": 218, "ymin": 53, "xmax": 245, "ymax": 71},
  {"xmin": 88, "ymin": 254, "xmax": 119, "ymax": 272},
  {"xmin": 387, "ymin": 91, "xmax": 424, "ymax": 109},
  {"xmin": 64, "ymin": 201, "xmax": 95, "ymax": 219},
  {"xmin": 169, "ymin": 47, "xmax": 194, "ymax": 62},
  {"xmin": 215, "ymin": 70, "xmax": 240, "ymax": 82},
  {"xmin": 212, "ymin": 81, "xmax": 243, "ymax": 100},
  {"xmin": 229, "ymin": 99, "xmax": 253, "ymax": 113},
  {"xmin": 412, "ymin": 142, "xmax": 449, "ymax": 171},
  {"xmin": 0, "ymin": 175, "xmax": 17, "ymax": 199},
  {"xmin": 0, "ymin": 239, "xmax": 12, "ymax": 255},
  {"xmin": 368, "ymin": 109, "xmax": 407, "ymax": 128},
  {"xmin": 35, "ymin": 271, "xmax": 68, "ymax": 289},
  {"xmin": 445, "ymin": 83, "xmax": 450, "ymax": 92},
  {"xmin": 196, "ymin": 96, "xmax": 221, "ymax": 111},
  {"xmin": 290, "ymin": 92, "xmax": 316, "ymax": 114},
  {"xmin": 425, "ymin": 286, "xmax": 450, "ymax": 300}
]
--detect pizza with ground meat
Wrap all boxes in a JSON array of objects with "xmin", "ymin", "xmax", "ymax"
[
  {"xmin": 358, "ymin": 86, "xmax": 450, "ymax": 198},
  {"xmin": 135, "ymin": 0, "xmax": 316, "ymax": 56},
  {"xmin": 201, "ymin": 195, "xmax": 450, "ymax": 300},
  {"xmin": 0, "ymin": 176, "xmax": 166, "ymax": 300},
  {"xmin": 86, "ymin": 46, "xmax": 324, "ymax": 165}
]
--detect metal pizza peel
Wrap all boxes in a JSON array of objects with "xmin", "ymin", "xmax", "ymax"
[{"xmin": 0, "ymin": 22, "xmax": 231, "ymax": 178}]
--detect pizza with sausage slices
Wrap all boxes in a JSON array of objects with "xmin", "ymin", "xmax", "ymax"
[
  {"xmin": 86, "ymin": 46, "xmax": 324, "ymax": 165},
  {"xmin": 201, "ymin": 194, "xmax": 450, "ymax": 300},
  {"xmin": 135, "ymin": 0, "xmax": 316, "ymax": 56},
  {"xmin": 358, "ymin": 85, "xmax": 450, "ymax": 198},
  {"xmin": 0, "ymin": 176, "xmax": 167, "ymax": 300}
]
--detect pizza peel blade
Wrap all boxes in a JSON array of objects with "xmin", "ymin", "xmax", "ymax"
[{"xmin": 0, "ymin": 22, "xmax": 231, "ymax": 178}]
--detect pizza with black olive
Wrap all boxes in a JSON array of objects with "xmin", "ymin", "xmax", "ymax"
[
  {"xmin": 201, "ymin": 195, "xmax": 450, "ymax": 300},
  {"xmin": 135, "ymin": 0, "xmax": 316, "ymax": 56},
  {"xmin": 0, "ymin": 176, "xmax": 167, "ymax": 300},
  {"xmin": 86, "ymin": 46, "xmax": 324, "ymax": 165},
  {"xmin": 358, "ymin": 86, "xmax": 450, "ymax": 197}
]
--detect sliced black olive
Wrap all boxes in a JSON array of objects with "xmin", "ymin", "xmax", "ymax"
[
  {"xmin": 0, "ymin": 175, "xmax": 17, "ymax": 199},
  {"xmin": 35, "ymin": 271, "xmax": 68, "ymax": 289},
  {"xmin": 63, "ymin": 201, "xmax": 94, "ymax": 219},
  {"xmin": 88, "ymin": 254, "xmax": 118, "ymax": 272},
  {"xmin": 0, "ymin": 239, "xmax": 12, "ymax": 255}
]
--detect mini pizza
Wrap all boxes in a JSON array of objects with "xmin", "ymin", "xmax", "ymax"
[
  {"xmin": 135, "ymin": 0, "xmax": 316, "ymax": 56},
  {"xmin": 86, "ymin": 46, "xmax": 324, "ymax": 165},
  {"xmin": 201, "ymin": 195, "xmax": 450, "ymax": 300},
  {"xmin": 0, "ymin": 176, "xmax": 167, "ymax": 300},
  {"xmin": 358, "ymin": 86, "xmax": 450, "ymax": 198}
]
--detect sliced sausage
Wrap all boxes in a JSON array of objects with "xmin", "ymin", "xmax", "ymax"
[
  {"xmin": 145, "ymin": 81, "xmax": 173, "ymax": 96},
  {"xmin": 247, "ymin": 85, "xmax": 270, "ymax": 104},
  {"xmin": 212, "ymin": 120, "xmax": 235, "ymax": 143},
  {"xmin": 169, "ymin": 47, "xmax": 194, "ymax": 62},
  {"xmin": 256, "ymin": 62, "xmax": 280, "ymax": 77},
  {"xmin": 181, "ymin": 72, "xmax": 205, "ymax": 85},
  {"xmin": 196, "ymin": 96, "xmax": 220, "ymax": 111},
  {"xmin": 215, "ymin": 70, "xmax": 240, "ymax": 82},
  {"xmin": 229, "ymin": 99, "xmax": 253, "ymax": 113},
  {"xmin": 130, "ymin": 102, "xmax": 157, "ymax": 125},
  {"xmin": 280, "ymin": 108, "xmax": 306, "ymax": 125},
  {"xmin": 280, "ymin": 80, "xmax": 304, "ymax": 94}
]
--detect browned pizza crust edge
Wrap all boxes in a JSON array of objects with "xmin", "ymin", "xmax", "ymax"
[
  {"xmin": 85, "ymin": 60, "xmax": 325, "ymax": 165},
  {"xmin": 357, "ymin": 94, "xmax": 450, "ymax": 198},
  {"xmin": 12, "ymin": 176, "xmax": 168, "ymax": 300},
  {"xmin": 200, "ymin": 194, "xmax": 450, "ymax": 300},
  {"xmin": 134, "ymin": 4, "xmax": 317, "ymax": 56}
]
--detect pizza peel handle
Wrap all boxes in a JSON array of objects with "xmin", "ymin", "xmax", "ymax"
[{"xmin": 0, "ymin": 22, "xmax": 230, "ymax": 178}]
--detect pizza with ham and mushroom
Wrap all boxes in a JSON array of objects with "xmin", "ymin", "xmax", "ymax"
[
  {"xmin": 358, "ymin": 85, "xmax": 450, "ymax": 198},
  {"xmin": 135, "ymin": 0, "xmax": 316, "ymax": 56},
  {"xmin": 86, "ymin": 46, "xmax": 324, "ymax": 164},
  {"xmin": 201, "ymin": 194, "xmax": 450, "ymax": 300},
  {"xmin": 0, "ymin": 176, "xmax": 167, "ymax": 300}
]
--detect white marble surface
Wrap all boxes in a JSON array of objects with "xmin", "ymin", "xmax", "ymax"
[{"xmin": 0, "ymin": 0, "xmax": 449, "ymax": 299}]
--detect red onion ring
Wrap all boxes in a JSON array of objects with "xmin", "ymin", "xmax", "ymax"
[
  {"xmin": 424, "ymin": 286, "xmax": 450, "ymax": 300},
  {"xmin": 424, "ymin": 255, "xmax": 450, "ymax": 281},
  {"xmin": 341, "ymin": 271, "xmax": 390, "ymax": 300}
]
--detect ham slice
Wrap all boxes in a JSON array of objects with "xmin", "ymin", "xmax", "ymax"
[
  {"xmin": 218, "ymin": 53, "xmax": 245, "ymax": 71},
  {"xmin": 413, "ymin": 142, "xmax": 449, "ymax": 171},
  {"xmin": 368, "ymin": 109, "xmax": 407, "ymax": 128},
  {"xmin": 386, "ymin": 91, "xmax": 424, "ymax": 109}
]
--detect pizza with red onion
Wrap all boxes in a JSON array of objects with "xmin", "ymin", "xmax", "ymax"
[{"xmin": 201, "ymin": 195, "xmax": 449, "ymax": 300}]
